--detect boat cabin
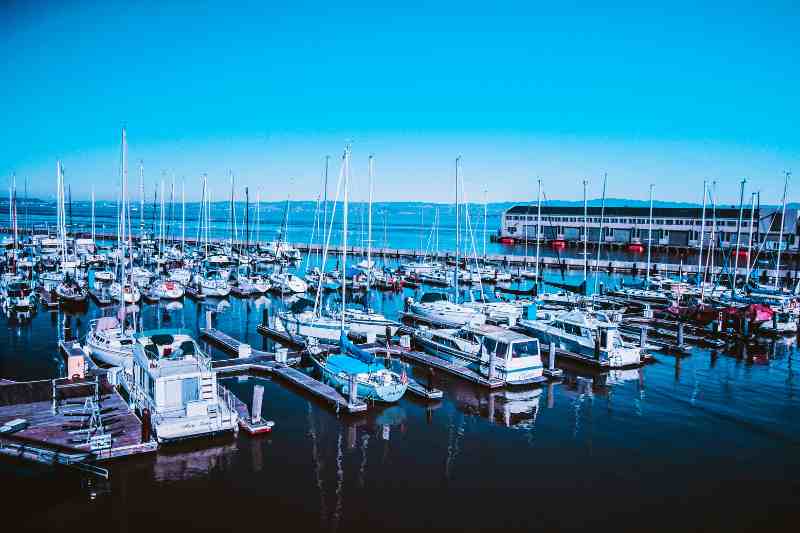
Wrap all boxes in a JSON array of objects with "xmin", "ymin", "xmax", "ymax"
[{"xmin": 129, "ymin": 330, "xmax": 237, "ymax": 443}]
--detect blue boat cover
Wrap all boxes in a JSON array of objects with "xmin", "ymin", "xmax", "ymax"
[
  {"xmin": 326, "ymin": 354, "xmax": 373, "ymax": 375},
  {"xmin": 340, "ymin": 331, "xmax": 378, "ymax": 366}
]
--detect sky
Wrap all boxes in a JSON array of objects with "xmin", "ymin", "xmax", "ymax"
[{"xmin": 1, "ymin": 1, "xmax": 797, "ymax": 206}]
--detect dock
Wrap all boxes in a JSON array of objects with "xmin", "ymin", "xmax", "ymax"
[
  {"xmin": 202, "ymin": 325, "xmax": 366, "ymax": 414},
  {"xmin": 382, "ymin": 345, "xmax": 507, "ymax": 389},
  {"xmin": 0, "ymin": 376, "xmax": 157, "ymax": 476}
]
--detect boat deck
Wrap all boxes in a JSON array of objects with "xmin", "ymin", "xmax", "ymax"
[{"xmin": 381, "ymin": 345, "xmax": 506, "ymax": 389}]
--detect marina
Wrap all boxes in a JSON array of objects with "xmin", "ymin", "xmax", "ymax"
[{"xmin": 3, "ymin": 3, "xmax": 799, "ymax": 530}]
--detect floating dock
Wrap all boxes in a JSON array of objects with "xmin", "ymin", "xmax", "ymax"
[
  {"xmin": 0, "ymin": 376, "xmax": 157, "ymax": 476},
  {"xmin": 202, "ymin": 326, "xmax": 366, "ymax": 414}
]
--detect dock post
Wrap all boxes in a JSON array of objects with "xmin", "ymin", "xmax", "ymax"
[
  {"xmin": 206, "ymin": 310, "xmax": 213, "ymax": 330},
  {"xmin": 262, "ymin": 308, "xmax": 269, "ymax": 328},
  {"xmin": 548, "ymin": 342, "xmax": 556, "ymax": 371},
  {"xmin": 348, "ymin": 374, "xmax": 358, "ymax": 406},
  {"xmin": 677, "ymin": 322, "xmax": 684, "ymax": 347},
  {"xmin": 488, "ymin": 348, "xmax": 496, "ymax": 381},
  {"xmin": 640, "ymin": 327, "xmax": 647, "ymax": 349}
]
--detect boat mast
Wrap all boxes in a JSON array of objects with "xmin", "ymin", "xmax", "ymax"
[
  {"xmin": 454, "ymin": 156, "xmax": 460, "ymax": 300},
  {"xmin": 775, "ymin": 171, "xmax": 790, "ymax": 289},
  {"xmin": 732, "ymin": 179, "xmax": 746, "ymax": 295},
  {"xmin": 245, "ymin": 186, "xmax": 250, "ymax": 252},
  {"xmin": 743, "ymin": 192, "xmax": 757, "ymax": 286},
  {"xmin": 697, "ymin": 180, "xmax": 707, "ymax": 285},
  {"xmin": 582, "ymin": 179, "xmax": 588, "ymax": 284},
  {"xmin": 366, "ymin": 155, "xmax": 374, "ymax": 294},
  {"xmin": 139, "ymin": 160, "xmax": 144, "ymax": 238},
  {"xmin": 340, "ymin": 146, "xmax": 350, "ymax": 332},
  {"xmin": 593, "ymin": 173, "xmax": 608, "ymax": 294},
  {"xmin": 181, "ymin": 178, "xmax": 186, "ymax": 251},
  {"xmin": 535, "ymin": 178, "xmax": 542, "ymax": 284},
  {"xmin": 120, "ymin": 127, "xmax": 128, "ymax": 318},
  {"xmin": 91, "ymin": 185, "xmax": 95, "ymax": 243},
  {"xmin": 482, "ymin": 189, "xmax": 487, "ymax": 261},
  {"xmin": 255, "ymin": 189, "xmax": 261, "ymax": 247},
  {"xmin": 645, "ymin": 183, "xmax": 654, "ymax": 286}
]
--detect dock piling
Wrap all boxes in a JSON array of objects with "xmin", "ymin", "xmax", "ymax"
[{"xmin": 677, "ymin": 322, "xmax": 685, "ymax": 347}]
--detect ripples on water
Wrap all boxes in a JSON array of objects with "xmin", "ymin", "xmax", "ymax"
[{"xmin": 2, "ymin": 270, "xmax": 799, "ymax": 532}]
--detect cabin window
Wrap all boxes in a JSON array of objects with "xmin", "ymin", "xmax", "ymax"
[
  {"xmin": 483, "ymin": 337, "xmax": 498, "ymax": 355},
  {"xmin": 495, "ymin": 342, "xmax": 508, "ymax": 358},
  {"xmin": 182, "ymin": 377, "xmax": 199, "ymax": 404},
  {"xmin": 511, "ymin": 341, "xmax": 539, "ymax": 358}
]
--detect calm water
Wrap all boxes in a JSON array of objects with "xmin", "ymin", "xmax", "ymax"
[{"xmin": 2, "ymin": 268, "xmax": 799, "ymax": 532}]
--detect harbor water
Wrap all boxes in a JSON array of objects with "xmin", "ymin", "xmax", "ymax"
[{"xmin": 1, "ymin": 267, "xmax": 799, "ymax": 532}]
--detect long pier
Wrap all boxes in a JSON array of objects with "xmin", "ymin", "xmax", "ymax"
[{"xmin": 5, "ymin": 226, "xmax": 797, "ymax": 279}]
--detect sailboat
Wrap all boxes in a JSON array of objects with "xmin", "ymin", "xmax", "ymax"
[
  {"xmin": 309, "ymin": 146, "xmax": 408, "ymax": 403},
  {"xmin": 54, "ymin": 162, "xmax": 87, "ymax": 304},
  {"xmin": 405, "ymin": 157, "xmax": 486, "ymax": 327}
]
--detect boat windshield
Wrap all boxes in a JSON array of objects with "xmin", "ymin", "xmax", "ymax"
[
  {"xmin": 511, "ymin": 340, "xmax": 539, "ymax": 358},
  {"xmin": 420, "ymin": 292, "xmax": 449, "ymax": 304}
]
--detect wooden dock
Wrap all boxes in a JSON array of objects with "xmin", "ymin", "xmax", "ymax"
[
  {"xmin": 203, "ymin": 327, "xmax": 366, "ymax": 414},
  {"xmin": 256, "ymin": 322, "xmax": 309, "ymax": 350},
  {"xmin": 0, "ymin": 377, "xmax": 157, "ymax": 474},
  {"xmin": 383, "ymin": 346, "xmax": 506, "ymax": 389}
]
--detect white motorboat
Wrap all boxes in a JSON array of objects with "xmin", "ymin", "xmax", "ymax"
[
  {"xmin": 405, "ymin": 292, "xmax": 486, "ymax": 327},
  {"xmin": 124, "ymin": 330, "xmax": 239, "ymax": 443},
  {"xmin": 270, "ymin": 272, "xmax": 308, "ymax": 294},
  {"xmin": 85, "ymin": 316, "xmax": 136, "ymax": 368},
  {"xmin": 518, "ymin": 308, "xmax": 643, "ymax": 367}
]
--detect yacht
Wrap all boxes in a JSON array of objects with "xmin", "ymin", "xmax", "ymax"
[
  {"xmin": 277, "ymin": 309, "xmax": 344, "ymax": 343},
  {"xmin": 413, "ymin": 324, "xmax": 544, "ymax": 385},
  {"xmin": 151, "ymin": 279, "xmax": 185, "ymax": 300},
  {"xmin": 125, "ymin": 330, "xmax": 239, "ymax": 443},
  {"xmin": 405, "ymin": 292, "xmax": 486, "ymax": 328},
  {"xmin": 270, "ymin": 271, "xmax": 308, "ymax": 294},
  {"xmin": 517, "ymin": 309, "xmax": 643, "ymax": 367},
  {"xmin": 85, "ymin": 316, "xmax": 136, "ymax": 368},
  {"xmin": 193, "ymin": 270, "xmax": 231, "ymax": 297}
]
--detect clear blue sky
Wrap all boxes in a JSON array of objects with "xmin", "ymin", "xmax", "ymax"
[{"xmin": 1, "ymin": 1, "xmax": 797, "ymax": 206}]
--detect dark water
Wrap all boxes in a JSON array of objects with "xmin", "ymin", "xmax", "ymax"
[{"xmin": 2, "ymin": 268, "xmax": 800, "ymax": 532}]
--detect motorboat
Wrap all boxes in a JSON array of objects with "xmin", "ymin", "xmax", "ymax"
[
  {"xmin": 405, "ymin": 292, "xmax": 486, "ymax": 328},
  {"xmin": 413, "ymin": 324, "xmax": 545, "ymax": 385},
  {"xmin": 517, "ymin": 308, "xmax": 643, "ymax": 367},
  {"xmin": 85, "ymin": 316, "xmax": 136, "ymax": 368},
  {"xmin": 270, "ymin": 271, "xmax": 308, "ymax": 294},
  {"xmin": 124, "ymin": 330, "xmax": 239, "ymax": 443}
]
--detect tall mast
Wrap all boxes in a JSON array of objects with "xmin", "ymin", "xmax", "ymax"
[
  {"xmin": 535, "ymin": 178, "xmax": 542, "ymax": 283},
  {"xmin": 482, "ymin": 189, "xmax": 487, "ymax": 261},
  {"xmin": 593, "ymin": 173, "xmax": 608, "ymax": 294},
  {"xmin": 91, "ymin": 186, "xmax": 96, "ymax": 243},
  {"xmin": 582, "ymin": 179, "xmax": 588, "ymax": 283},
  {"xmin": 245, "ymin": 186, "xmax": 250, "ymax": 251},
  {"xmin": 229, "ymin": 170, "xmax": 234, "ymax": 250},
  {"xmin": 454, "ymin": 156, "xmax": 460, "ymax": 300},
  {"xmin": 732, "ymin": 179, "xmax": 747, "ymax": 295},
  {"xmin": 366, "ymin": 155, "xmax": 374, "ymax": 294},
  {"xmin": 775, "ymin": 171, "xmax": 790, "ymax": 289},
  {"xmin": 697, "ymin": 180, "xmax": 707, "ymax": 285},
  {"xmin": 255, "ymin": 189, "xmax": 261, "ymax": 246},
  {"xmin": 322, "ymin": 156, "xmax": 329, "ymax": 252},
  {"xmin": 340, "ymin": 146, "xmax": 350, "ymax": 333},
  {"xmin": 139, "ymin": 160, "xmax": 144, "ymax": 238},
  {"xmin": 181, "ymin": 179, "xmax": 186, "ymax": 251},
  {"xmin": 645, "ymin": 183, "xmax": 654, "ymax": 286},
  {"xmin": 743, "ymin": 192, "xmax": 757, "ymax": 286}
]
